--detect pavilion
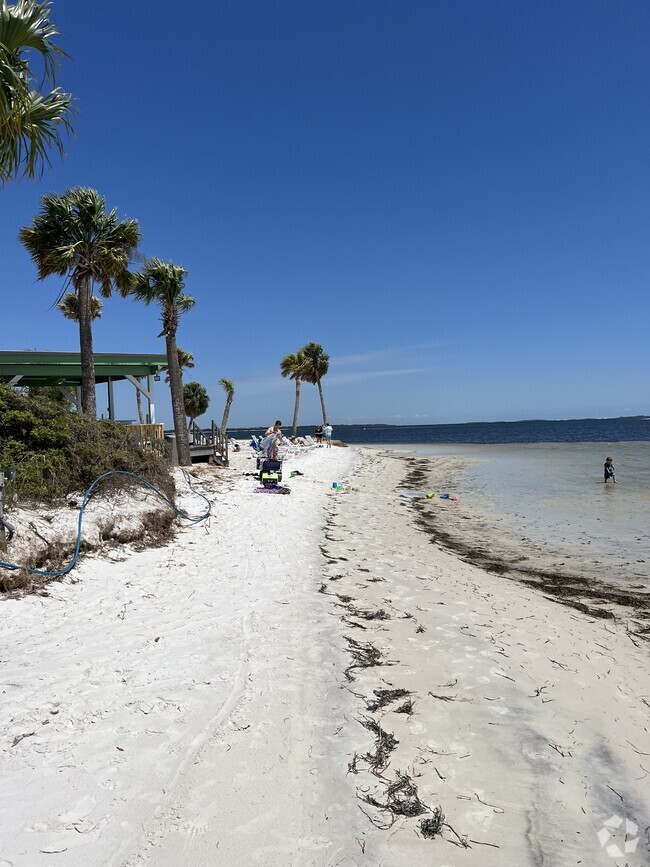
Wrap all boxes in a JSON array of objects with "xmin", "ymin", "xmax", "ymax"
[{"xmin": 0, "ymin": 351, "xmax": 168, "ymax": 423}]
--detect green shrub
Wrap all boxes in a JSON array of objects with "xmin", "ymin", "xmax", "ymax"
[{"xmin": 0, "ymin": 385, "xmax": 173, "ymax": 503}]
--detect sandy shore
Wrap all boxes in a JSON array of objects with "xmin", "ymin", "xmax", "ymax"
[{"xmin": 1, "ymin": 445, "xmax": 649, "ymax": 866}]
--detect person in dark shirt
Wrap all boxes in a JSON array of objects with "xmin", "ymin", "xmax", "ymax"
[
  {"xmin": 314, "ymin": 425, "xmax": 323, "ymax": 446},
  {"xmin": 604, "ymin": 457, "xmax": 616, "ymax": 483}
]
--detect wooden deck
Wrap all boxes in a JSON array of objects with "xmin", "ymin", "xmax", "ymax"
[{"xmin": 128, "ymin": 422, "xmax": 229, "ymax": 466}]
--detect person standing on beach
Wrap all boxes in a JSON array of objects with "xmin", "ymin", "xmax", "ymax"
[
  {"xmin": 314, "ymin": 424, "xmax": 323, "ymax": 446},
  {"xmin": 261, "ymin": 420, "xmax": 283, "ymax": 460},
  {"xmin": 323, "ymin": 422, "xmax": 333, "ymax": 448},
  {"xmin": 604, "ymin": 456, "xmax": 616, "ymax": 483}
]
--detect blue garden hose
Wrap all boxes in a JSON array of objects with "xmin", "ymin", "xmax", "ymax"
[{"xmin": 0, "ymin": 469, "xmax": 212, "ymax": 578}]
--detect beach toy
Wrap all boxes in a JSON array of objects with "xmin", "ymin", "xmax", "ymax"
[
  {"xmin": 332, "ymin": 482, "xmax": 338, "ymax": 489},
  {"xmin": 426, "ymin": 493, "xmax": 434, "ymax": 499},
  {"xmin": 441, "ymin": 493, "xmax": 450, "ymax": 499}
]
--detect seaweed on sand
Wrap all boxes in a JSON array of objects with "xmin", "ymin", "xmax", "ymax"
[
  {"xmin": 344, "ymin": 637, "xmax": 383, "ymax": 681},
  {"xmin": 395, "ymin": 698, "xmax": 414, "ymax": 715},
  {"xmin": 360, "ymin": 770, "xmax": 429, "ymax": 817},
  {"xmin": 366, "ymin": 688, "xmax": 410, "ymax": 712},
  {"xmin": 360, "ymin": 717, "xmax": 399, "ymax": 773},
  {"xmin": 420, "ymin": 807, "xmax": 445, "ymax": 838},
  {"xmin": 354, "ymin": 607, "xmax": 391, "ymax": 621}
]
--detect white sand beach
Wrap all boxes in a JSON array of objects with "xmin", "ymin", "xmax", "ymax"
[{"xmin": 1, "ymin": 445, "xmax": 649, "ymax": 866}]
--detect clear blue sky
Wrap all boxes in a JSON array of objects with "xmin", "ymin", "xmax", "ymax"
[{"xmin": 2, "ymin": 0, "xmax": 649, "ymax": 427}]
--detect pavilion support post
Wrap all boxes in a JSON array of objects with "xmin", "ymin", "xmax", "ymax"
[
  {"xmin": 125, "ymin": 375, "xmax": 155, "ymax": 424},
  {"xmin": 56, "ymin": 386, "xmax": 79, "ymax": 408},
  {"xmin": 107, "ymin": 377, "xmax": 115, "ymax": 421},
  {"xmin": 147, "ymin": 375, "xmax": 155, "ymax": 424}
]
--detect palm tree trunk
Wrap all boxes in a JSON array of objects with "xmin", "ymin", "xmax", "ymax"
[
  {"xmin": 77, "ymin": 274, "xmax": 97, "ymax": 417},
  {"xmin": 135, "ymin": 383, "xmax": 145, "ymax": 424},
  {"xmin": 221, "ymin": 395, "xmax": 233, "ymax": 433},
  {"xmin": 165, "ymin": 329, "xmax": 191, "ymax": 466},
  {"xmin": 292, "ymin": 378, "xmax": 302, "ymax": 437},
  {"xmin": 317, "ymin": 378, "xmax": 327, "ymax": 425}
]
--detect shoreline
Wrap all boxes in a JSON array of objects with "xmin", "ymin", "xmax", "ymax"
[
  {"xmin": 1, "ymin": 444, "xmax": 649, "ymax": 865},
  {"xmin": 400, "ymin": 454, "xmax": 650, "ymax": 636},
  {"xmin": 321, "ymin": 447, "xmax": 650, "ymax": 864}
]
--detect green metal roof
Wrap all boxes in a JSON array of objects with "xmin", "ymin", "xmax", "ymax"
[{"xmin": 0, "ymin": 351, "xmax": 168, "ymax": 387}]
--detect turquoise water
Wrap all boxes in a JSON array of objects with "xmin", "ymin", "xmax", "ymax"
[{"xmin": 378, "ymin": 441, "xmax": 650, "ymax": 586}]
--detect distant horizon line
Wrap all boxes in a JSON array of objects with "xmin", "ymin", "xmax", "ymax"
[{"xmin": 223, "ymin": 415, "xmax": 649, "ymax": 431}]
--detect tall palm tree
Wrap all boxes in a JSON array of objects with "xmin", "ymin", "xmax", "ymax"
[
  {"xmin": 183, "ymin": 381, "xmax": 209, "ymax": 430},
  {"xmin": 219, "ymin": 378, "xmax": 234, "ymax": 434},
  {"xmin": 300, "ymin": 342, "xmax": 330, "ymax": 425},
  {"xmin": 128, "ymin": 258, "xmax": 194, "ymax": 467},
  {"xmin": 280, "ymin": 349, "xmax": 307, "ymax": 437},
  {"xmin": 20, "ymin": 187, "xmax": 141, "ymax": 417},
  {"xmin": 159, "ymin": 347, "xmax": 194, "ymax": 425},
  {"xmin": 0, "ymin": 0, "xmax": 74, "ymax": 183}
]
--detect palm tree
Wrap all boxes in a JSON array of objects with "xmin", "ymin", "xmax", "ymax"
[
  {"xmin": 163, "ymin": 347, "xmax": 194, "ymax": 383},
  {"xmin": 1, "ymin": 0, "xmax": 74, "ymax": 183},
  {"xmin": 280, "ymin": 349, "xmax": 307, "ymax": 437},
  {"xmin": 183, "ymin": 381, "xmax": 210, "ymax": 430},
  {"xmin": 20, "ymin": 187, "xmax": 141, "ymax": 417},
  {"xmin": 159, "ymin": 347, "xmax": 194, "ymax": 426},
  {"xmin": 57, "ymin": 291, "xmax": 103, "ymax": 321},
  {"xmin": 300, "ymin": 342, "xmax": 330, "ymax": 425},
  {"xmin": 128, "ymin": 258, "xmax": 194, "ymax": 466},
  {"xmin": 219, "ymin": 378, "xmax": 235, "ymax": 434}
]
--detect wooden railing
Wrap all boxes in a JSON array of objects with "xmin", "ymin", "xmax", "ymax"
[
  {"xmin": 128, "ymin": 423, "xmax": 165, "ymax": 455},
  {"xmin": 190, "ymin": 421, "xmax": 209, "ymax": 447},
  {"xmin": 211, "ymin": 421, "xmax": 229, "ymax": 466},
  {"xmin": 187, "ymin": 421, "xmax": 229, "ymax": 466}
]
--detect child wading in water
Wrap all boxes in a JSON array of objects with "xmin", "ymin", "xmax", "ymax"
[{"xmin": 604, "ymin": 456, "xmax": 616, "ymax": 484}]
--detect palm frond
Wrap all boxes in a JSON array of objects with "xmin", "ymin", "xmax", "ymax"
[
  {"xmin": 57, "ymin": 290, "xmax": 103, "ymax": 321},
  {"xmin": 128, "ymin": 259, "xmax": 195, "ymax": 322},
  {"xmin": 0, "ymin": 0, "xmax": 75, "ymax": 182}
]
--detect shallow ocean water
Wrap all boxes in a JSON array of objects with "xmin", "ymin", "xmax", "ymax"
[{"xmin": 373, "ymin": 441, "xmax": 650, "ymax": 586}]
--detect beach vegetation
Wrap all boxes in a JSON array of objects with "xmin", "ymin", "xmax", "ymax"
[
  {"xmin": 219, "ymin": 378, "xmax": 235, "ymax": 434},
  {"xmin": 127, "ymin": 258, "xmax": 194, "ymax": 466},
  {"xmin": 183, "ymin": 381, "xmax": 209, "ymax": 430},
  {"xmin": 0, "ymin": 0, "xmax": 74, "ymax": 184},
  {"xmin": 300, "ymin": 341, "xmax": 330, "ymax": 425},
  {"xmin": 0, "ymin": 383, "xmax": 172, "ymax": 502},
  {"xmin": 19, "ymin": 187, "xmax": 141, "ymax": 418},
  {"xmin": 280, "ymin": 349, "xmax": 307, "ymax": 437}
]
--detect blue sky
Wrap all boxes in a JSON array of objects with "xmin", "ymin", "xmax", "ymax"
[{"xmin": 2, "ymin": 0, "xmax": 649, "ymax": 427}]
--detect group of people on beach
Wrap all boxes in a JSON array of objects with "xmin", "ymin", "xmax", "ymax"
[
  {"xmin": 259, "ymin": 420, "xmax": 334, "ymax": 459},
  {"xmin": 313, "ymin": 423, "xmax": 333, "ymax": 447}
]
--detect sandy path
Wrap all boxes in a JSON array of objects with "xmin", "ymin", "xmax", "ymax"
[{"xmin": 0, "ymin": 447, "xmax": 374, "ymax": 866}]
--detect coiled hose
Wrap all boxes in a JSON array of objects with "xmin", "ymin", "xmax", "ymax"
[{"xmin": 0, "ymin": 469, "xmax": 211, "ymax": 578}]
